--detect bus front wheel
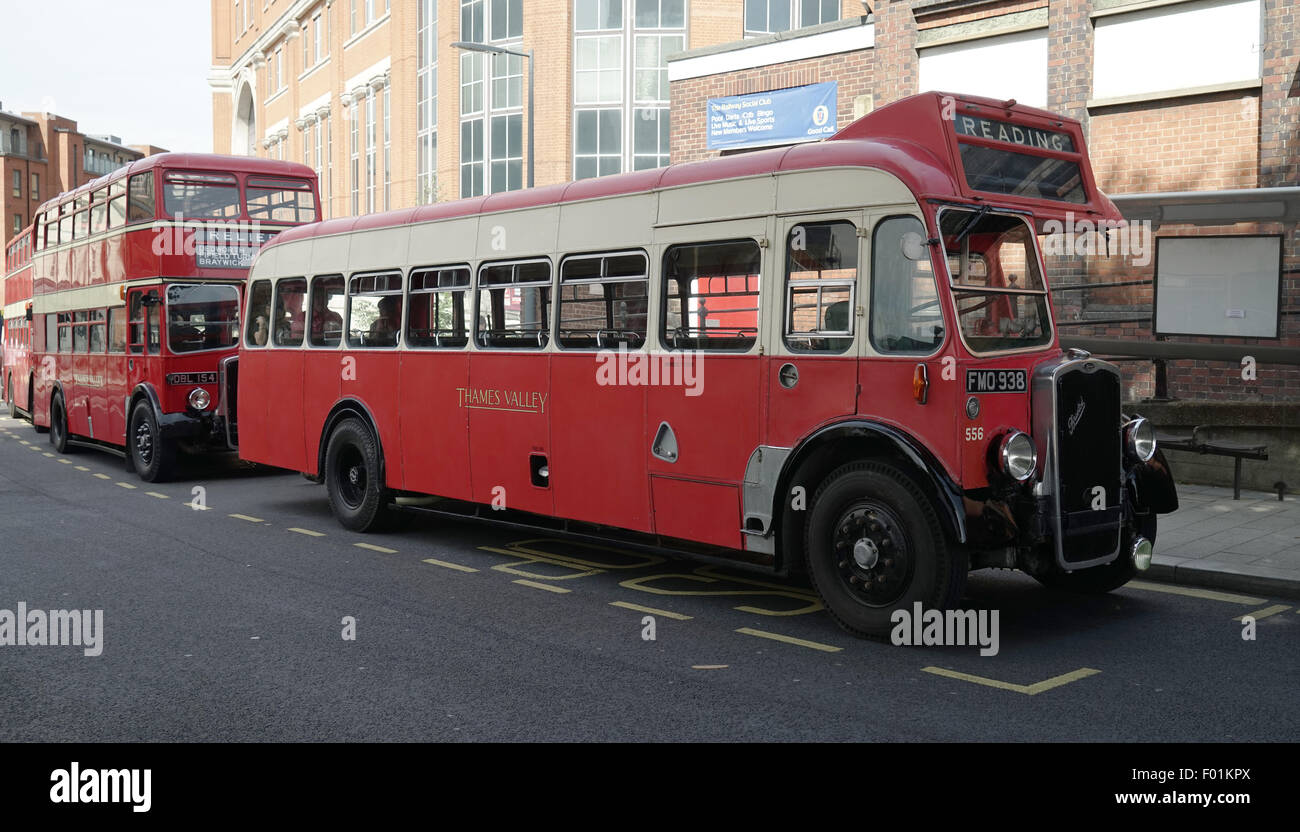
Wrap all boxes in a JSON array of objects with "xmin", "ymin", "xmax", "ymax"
[
  {"xmin": 50, "ymin": 392, "xmax": 74, "ymax": 454},
  {"xmin": 129, "ymin": 401, "xmax": 176, "ymax": 482},
  {"xmin": 324, "ymin": 418, "xmax": 390, "ymax": 532},
  {"xmin": 804, "ymin": 461, "xmax": 967, "ymax": 639}
]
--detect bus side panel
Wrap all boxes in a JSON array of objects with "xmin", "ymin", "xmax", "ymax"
[
  {"xmin": 236, "ymin": 352, "xmax": 272, "ymax": 464},
  {"xmin": 262, "ymin": 350, "xmax": 307, "ymax": 472},
  {"xmin": 398, "ymin": 351, "xmax": 472, "ymax": 502},
  {"xmin": 340, "ymin": 353, "xmax": 404, "ymax": 490},
  {"xmin": 550, "ymin": 353, "xmax": 651, "ymax": 533},
  {"xmin": 104, "ymin": 354, "xmax": 127, "ymax": 443},
  {"xmin": 857, "ymin": 356, "xmax": 961, "ymax": 483},
  {"xmin": 645, "ymin": 354, "xmax": 760, "ymax": 549},
  {"xmin": 302, "ymin": 351, "xmax": 342, "ymax": 478},
  {"xmin": 465, "ymin": 352, "xmax": 553, "ymax": 516},
  {"xmin": 69, "ymin": 351, "xmax": 90, "ymax": 436},
  {"xmin": 763, "ymin": 354, "xmax": 858, "ymax": 447}
]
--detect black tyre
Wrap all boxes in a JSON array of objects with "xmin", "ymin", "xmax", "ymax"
[
  {"xmin": 804, "ymin": 461, "xmax": 966, "ymax": 639},
  {"xmin": 129, "ymin": 400, "xmax": 176, "ymax": 482},
  {"xmin": 49, "ymin": 392, "xmax": 74, "ymax": 453},
  {"xmin": 1036, "ymin": 513, "xmax": 1156, "ymax": 594},
  {"xmin": 324, "ymin": 418, "xmax": 390, "ymax": 531}
]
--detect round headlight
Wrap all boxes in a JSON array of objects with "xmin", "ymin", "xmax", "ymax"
[
  {"xmin": 999, "ymin": 431, "xmax": 1037, "ymax": 482},
  {"xmin": 1125, "ymin": 417, "xmax": 1156, "ymax": 462},
  {"xmin": 188, "ymin": 387, "xmax": 211, "ymax": 411}
]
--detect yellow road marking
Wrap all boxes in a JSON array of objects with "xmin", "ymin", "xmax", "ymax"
[
  {"xmin": 145, "ymin": 492, "xmax": 169, "ymax": 499},
  {"xmin": 229, "ymin": 513, "xmax": 264, "ymax": 523},
  {"xmin": 27, "ymin": 445, "xmax": 39, "ymax": 450},
  {"xmin": 692, "ymin": 665, "xmax": 729, "ymax": 670},
  {"xmin": 354, "ymin": 542, "xmax": 396, "ymax": 553},
  {"xmin": 74, "ymin": 466, "xmax": 89, "ymax": 471},
  {"xmin": 923, "ymin": 666, "xmax": 1101, "ymax": 695},
  {"xmin": 58, "ymin": 459, "xmax": 71, "ymax": 464},
  {"xmin": 288, "ymin": 527, "xmax": 325, "ymax": 537},
  {"xmin": 422, "ymin": 557, "xmax": 478, "ymax": 572},
  {"xmin": 513, "ymin": 579, "xmax": 570, "ymax": 593},
  {"xmin": 186, "ymin": 502, "xmax": 210, "ymax": 511},
  {"xmin": 1234, "ymin": 604, "xmax": 1291, "ymax": 622},
  {"xmin": 735, "ymin": 627, "xmax": 842, "ymax": 653},
  {"xmin": 92, "ymin": 473, "xmax": 111, "ymax": 480},
  {"xmin": 1127, "ymin": 580, "xmax": 1264, "ymax": 606},
  {"xmin": 115, "ymin": 482, "xmax": 137, "ymax": 490},
  {"xmin": 19, "ymin": 440, "xmax": 31, "ymax": 445},
  {"xmin": 609, "ymin": 601, "xmax": 692, "ymax": 621},
  {"xmin": 42, "ymin": 452, "xmax": 54, "ymax": 457}
]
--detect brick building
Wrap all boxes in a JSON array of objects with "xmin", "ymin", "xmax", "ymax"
[
  {"xmin": 1, "ymin": 104, "xmax": 163, "ymax": 244},
  {"xmin": 669, "ymin": 0, "xmax": 1299, "ymax": 407},
  {"xmin": 207, "ymin": 0, "xmax": 866, "ymax": 216}
]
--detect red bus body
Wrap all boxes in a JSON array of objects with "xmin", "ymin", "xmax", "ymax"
[
  {"xmin": 3, "ymin": 231, "xmax": 34, "ymax": 415},
  {"xmin": 233, "ymin": 93, "xmax": 1178, "ymax": 636},
  {"xmin": 18, "ymin": 153, "xmax": 318, "ymax": 479}
]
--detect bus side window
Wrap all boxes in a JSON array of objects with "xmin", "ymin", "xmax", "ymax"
[
  {"xmin": 407, "ymin": 266, "xmax": 470, "ymax": 349},
  {"xmin": 661, "ymin": 239, "xmax": 760, "ymax": 352},
  {"xmin": 476, "ymin": 260, "xmax": 552, "ymax": 350},
  {"xmin": 346, "ymin": 272, "xmax": 403, "ymax": 349},
  {"xmin": 127, "ymin": 173, "xmax": 155, "ymax": 224},
  {"xmin": 45, "ymin": 313, "xmax": 57, "ymax": 353},
  {"xmin": 557, "ymin": 251, "xmax": 648, "ymax": 350},
  {"xmin": 245, "ymin": 280, "xmax": 272, "ymax": 347},
  {"xmin": 784, "ymin": 221, "xmax": 856, "ymax": 353},
  {"xmin": 273, "ymin": 278, "xmax": 308, "ymax": 347},
  {"xmin": 309, "ymin": 275, "xmax": 345, "ymax": 347},
  {"xmin": 870, "ymin": 217, "xmax": 944, "ymax": 356},
  {"xmin": 107, "ymin": 308, "xmax": 127, "ymax": 353},
  {"xmin": 58, "ymin": 313, "xmax": 72, "ymax": 353}
]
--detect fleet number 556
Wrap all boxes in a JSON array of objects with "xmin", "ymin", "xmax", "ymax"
[{"xmin": 964, "ymin": 427, "xmax": 984, "ymax": 441}]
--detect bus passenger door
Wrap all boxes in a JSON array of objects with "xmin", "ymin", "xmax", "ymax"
[
  {"xmin": 126, "ymin": 286, "xmax": 161, "ymax": 396},
  {"xmin": 647, "ymin": 236, "xmax": 765, "ymax": 550},
  {"xmin": 764, "ymin": 214, "xmax": 864, "ymax": 448}
]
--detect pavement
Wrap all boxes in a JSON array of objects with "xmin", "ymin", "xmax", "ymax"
[{"xmin": 1149, "ymin": 484, "xmax": 1300, "ymax": 599}]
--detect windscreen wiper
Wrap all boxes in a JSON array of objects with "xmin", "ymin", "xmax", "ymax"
[{"xmin": 950, "ymin": 204, "xmax": 991, "ymax": 248}]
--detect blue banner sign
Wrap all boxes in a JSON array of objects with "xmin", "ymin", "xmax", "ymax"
[{"xmin": 707, "ymin": 81, "xmax": 838, "ymax": 150}]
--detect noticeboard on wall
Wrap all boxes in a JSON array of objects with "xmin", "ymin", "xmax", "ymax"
[{"xmin": 1154, "ymin": 235, "xmax": 1282, "ymax": 339}]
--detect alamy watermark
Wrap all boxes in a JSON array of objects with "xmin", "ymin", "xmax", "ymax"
[
  {"xmin": 594, "ymin": 343, "xmax": 705, "ymax": 396},
  {"xmin": 890, "ymin": 602, "xmax": 1000, "ymax": 656},
  {"xmin": 0, "ymin": 602, "xmax": 103, "ymax": 656},
  {"xmin": 1041, "ymin": 211, "xmax": 1154, "ymax": 267}
]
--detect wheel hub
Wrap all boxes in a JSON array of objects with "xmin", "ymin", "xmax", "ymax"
[
  {"xmin": 348, "ymin": 466, "xmax": 361, "ymax": 486},
  {"xmin": 852, "ymin": 537, "xmax": 880, "ymax": 569},
  {"xmin": 832, "ymin": 504, "xmax": 913, "ymax": 607}
]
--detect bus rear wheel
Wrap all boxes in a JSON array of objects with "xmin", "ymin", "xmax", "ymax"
[
  {"xmin": 804, "ymin": 461, "xmax": 966, "ymax": 639},
  {"xmin": 129, "ymin": 400, "xmax": 176, "ymax": 482},
  {"xmin": 50, "ymin": 392, "xmax": 74, "ymax": 454},
  {"xmin": 324, "ymin": 418, "xmax": 390, "ymax": 531}
]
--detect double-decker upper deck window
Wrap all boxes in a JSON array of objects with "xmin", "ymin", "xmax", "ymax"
[
  {"xmin": 127, "ymin": 172, "xmax": 155, "ymax": 223},
  {"xmin": 347, "ymin": 272, "xmax": 403, "ymax": 348},
  {"xmin": 407, "ymin": 266, "xmax": 471, "ymax": 349},
  {"xmin": 163, "ymin": 171, "xmax": 241, "ymax": 220},
  {"xmin": 662, "ymin": 240, "xmax": 761, "ymax": 351},
  {"xmin": 870, "ymin": 216, "xmax": 944, "ymax": 355},
  {"xmin": 557, "ymin": 251, "xmax": 648, "ymax": 349},
  {"xmin": 273, "ymin": 278, "xmax": 308, "ymax": 346},
  {"xmin": 310, "ymin": 275, "xmax": 346, "ymax": 347},
  {"xmin": 785, "ymin": 221, "xmax": 856, "ymax": 353},
  {"xmin": 246, "ymin": 177, "xmax": 318, "ymax": 223},
  {"xmin": 941, "ymin": 208, "xmax": 1052, "ymax": 354},
  {"xmin": 476, "ymin": 259, "xmax": 552, "ymax": 350},
  {"xmin": 167, "ymin": 283, "xmax": 241, "ymax": 353}
]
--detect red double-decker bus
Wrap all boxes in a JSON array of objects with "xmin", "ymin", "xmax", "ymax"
[
  {"xmin": 21, "ymin": 153, "xmax": 318, "ymax": 481},
  {"xmin": 231, "ymin": 92, "xmax": 1178, "ymax": 637},
  {"xmin": 4, "ymin": 229, "xmax": 35, "ymax": 419}
]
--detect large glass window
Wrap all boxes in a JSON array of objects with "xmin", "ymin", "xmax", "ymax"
[
  {"xmin": 785, "ymin": 221, "xmax": 856, "ymax": 353},
  {"xmin": 459, "ymin": 0, "xmax": 524, "ymax": 197},
  {"xmin": 870, "ymin": 217, "xmax": 944, "ymax": 355},
  {"xmin": 408, "ymin": 266, "xmax": 471, "ymax": 348},
  {"xmin": 662, "ymin": 240, "xmax": 761, "ymax": 351},
  {"xmin": 558, "ymin": 251, "xmax": 648, "ymax": 348},
  {"xmin": 745, "ymin": 0, "xmax": 837, "ymax": 37},
  {"xmin": 346, "ymin": 272, "xmax": 403, "ymax": 348},
  {"xmin": 247, "ymin": 177, "xmax": 317, "ymax": 223},
  {"xmin": 108, "ymin": 307, "xmax": 127, "ymax": 353},
  {"xmin": 476, "ymin": 259, "xmax": 552, "ymax": 349},
  {"xmin": 417, "ymin": 0, "xmax": 439, "ymax": 204},
  {"xmin": 167, "ymin": 284, "xmax": 241, "ymax": 353},
  {"xmin": 273, "ymin": 278, "xmax": 309, "ymax": 346},
  {"xmin": 940, "ymin": 208, "xmax": 1052, "ymax": 353},
  {"xmin": 163, "ymin": 171, "xmax": 240, "ymax": 220},
  {"xmin": 310, "ymin": 275, "xmax": 346, "ymax": 347}
]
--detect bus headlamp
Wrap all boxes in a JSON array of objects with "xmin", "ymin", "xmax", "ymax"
[
  {"xmin": 1124, "ymin": 417, "xmax": 1156, "ymax": 462},
  {"xmin": 189, "ymin": 387, "xmax": 211, "ymax": 411},
  {"xmin": 999, "ymin": 431, "xmax": 1037, "ymax": 482}
]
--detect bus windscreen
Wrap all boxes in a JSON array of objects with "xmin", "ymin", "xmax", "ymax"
[
  {"xmin": 246, "ymin": 177, "xmax": 317, "ymax": 223},
  {"xmin": 958, "ymin": 144, "xmax": 1087, "ymax": 204}
]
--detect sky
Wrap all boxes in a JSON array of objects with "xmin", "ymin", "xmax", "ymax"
[{"xmin": 0, "ymin": 0, "xmax": 214, "ymax": 153}]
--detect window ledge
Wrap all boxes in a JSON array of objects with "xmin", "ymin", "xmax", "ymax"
[
  {"xmin": 298, "ymin": 56, "xmax": 331, "ymax": 83},
  {"xmin": 1087, "ymin": 78, "xmax": 1262, "ymax": 110},
  {"xmin": 343, "ymin": 13, "xmax": 390, "ymax": 51}
]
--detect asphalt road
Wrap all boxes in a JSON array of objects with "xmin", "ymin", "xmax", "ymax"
[{"xmin": 1, "ymin": 414, "xmax": 1296, "ymax": 742}]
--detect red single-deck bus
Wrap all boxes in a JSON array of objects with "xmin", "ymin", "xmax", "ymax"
[
  {"xmin": 4, "ymin": 229, "xmax": 35, "ymax": 419},
  {"xmin": 24, "ymin": 153, "xmax": 318, "ymax": 481},
  {"xmin": 232, "ymin": 92, "xmax": 1178, "ymax": 637}
]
